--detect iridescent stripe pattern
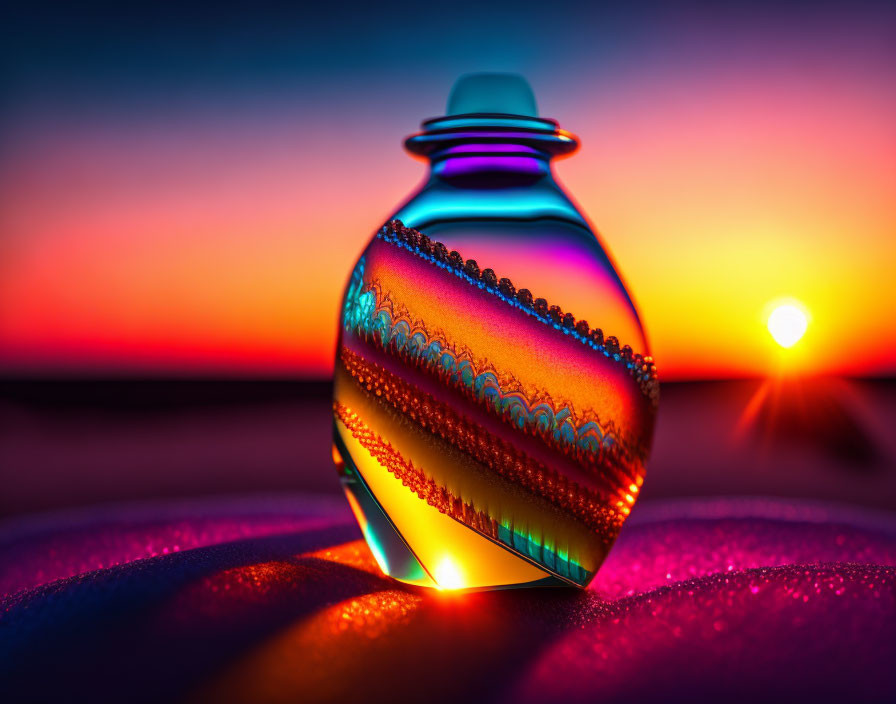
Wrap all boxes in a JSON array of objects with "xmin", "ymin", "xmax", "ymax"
[{"xmin": 333, "ymin": 220, "xmax": 658, "ymax": 589}]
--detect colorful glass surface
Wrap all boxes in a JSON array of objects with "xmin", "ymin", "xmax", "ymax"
[
  {"xmin": 333, "ymin": 82, "xmax": 657, "ymax": 590},
  {"xmin": 334, "ymin": 218, "xmax": 658, "ymax": 590}
]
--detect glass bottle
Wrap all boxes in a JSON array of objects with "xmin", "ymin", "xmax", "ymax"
[{"xmin": 334, "ymin": 73, "xmax": 658, "ymax": 590}]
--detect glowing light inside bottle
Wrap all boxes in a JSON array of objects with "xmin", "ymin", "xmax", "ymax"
[{"xmin": 433, "ymin": 556, "xmax": 465, "ymax": 590}]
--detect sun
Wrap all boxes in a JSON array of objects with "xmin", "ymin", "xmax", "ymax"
[{"xmin": 767, "ymin": 303, "xmax": 809, "ymax": 349}]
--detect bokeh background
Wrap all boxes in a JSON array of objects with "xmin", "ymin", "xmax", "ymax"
[{"xmin": 1, "ymin": 0, "xmax": 894, "ymax": 517}]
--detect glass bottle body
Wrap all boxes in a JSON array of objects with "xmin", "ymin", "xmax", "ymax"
[{"xmin": 333, "ymin": 115, "xmax": 657, "ymax": 591}]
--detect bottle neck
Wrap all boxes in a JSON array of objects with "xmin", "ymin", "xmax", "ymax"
[
  {"xmin": 405, "ymin": 113, "xmax": 578, "ymax": 186},
  {"xmin": 396, "ymin": 114, "xmax": 584, "ymax": 226},
  {"xmin": 430, "ymin": 144, "xmax": 552, "ymax": 183}
]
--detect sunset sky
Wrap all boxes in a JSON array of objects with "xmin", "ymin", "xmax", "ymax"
[{"xmin": 1, "ymin": 1, "xmax": 894, "ymax": 379}]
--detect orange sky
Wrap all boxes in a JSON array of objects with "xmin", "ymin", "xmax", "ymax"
[{"xmin": 1, "ymin": 58, "xmax": 894, "ymax": 379}]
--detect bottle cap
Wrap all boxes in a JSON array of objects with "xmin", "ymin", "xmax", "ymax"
[{"xmin": 446, "ymin": 73, "xmax": 538, "ymax": 117}]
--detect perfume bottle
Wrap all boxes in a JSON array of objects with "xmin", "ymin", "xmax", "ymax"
[{"xmin": 334, "ymin": 74, "xmax": 657, "ymax": 590}]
